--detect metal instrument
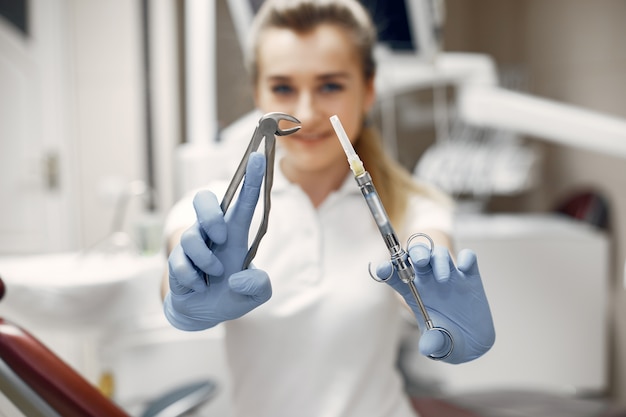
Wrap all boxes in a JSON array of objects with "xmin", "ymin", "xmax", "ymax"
[{"xmin": 211, "ymin": 112, "xmax": 300, "ymax": 274}]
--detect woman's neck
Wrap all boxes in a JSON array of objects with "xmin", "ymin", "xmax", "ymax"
[{"xmin": 280, "ymin": 159, "xmax": 350, "ymax": 207}]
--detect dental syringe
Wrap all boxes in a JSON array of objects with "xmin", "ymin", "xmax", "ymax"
[{"xmin": 330, "ymin": 114, "xmax": 453, "ymax": 360}]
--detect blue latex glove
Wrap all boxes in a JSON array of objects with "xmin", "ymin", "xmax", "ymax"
[
  {"xmin": 164, "ymin": 152, "xmax": 272, "ymax": 331},
  {"xmin": 378, "ymin": 244, "xmax": 495, "ymax": 364}
]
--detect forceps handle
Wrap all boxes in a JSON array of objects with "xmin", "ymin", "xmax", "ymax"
[
  {"xmin": 209, "ymin": 128, "xmax": 274, "ymax": 272},
  {"xmin": 241, "ymin": 136, "xmax": 275, "ymax": 269},
  {"xmin": 220, "ymin": 125, "xmax": 263, "ymax": 213}
]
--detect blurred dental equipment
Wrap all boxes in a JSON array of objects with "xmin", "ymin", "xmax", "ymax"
[
  {"xmin": 415, "ymin": 121, "xmax": 540, "ymax": 201},
  {"xmin": 330, "ymin": 114, "xmax": 454, "ymax": 361},
  {"xmin": 375, "ymin": 51, "xmax": 626, "ymax": 164},
  {"xmin": 458, "ymin": 85, "xmax": 626, "ymax": 160}
]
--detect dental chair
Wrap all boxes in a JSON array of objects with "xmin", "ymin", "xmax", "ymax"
[{"xmin": 0, "ymin": 276, "xmax": 217, "ymax": 417}]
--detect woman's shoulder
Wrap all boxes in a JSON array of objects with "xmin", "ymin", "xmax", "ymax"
[
  {"xmin": 410, "ymin": 178, "xmax": 454, "ymax": 209},
  {"xmin": 404, "ymin": 179, "xmax": 455, "ymax": 235}
]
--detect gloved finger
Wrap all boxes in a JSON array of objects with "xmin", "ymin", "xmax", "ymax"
[
  {"xmin": 180, "ymin": 224, "xmax": 224, "ymax": 276},
  {"xmin": 418, "ymin": 328, "xmax": 449, "ymax": 358},
  {"xmin": 375, "ymin": 260, "xmax": 394, "ymax": 281},
  {"xmin": 229, "ymin": 269, "xmax": 272, "ymax": 303},
  {"xmin": 408, "ymin": 243, "xmax": 432, "ymax": 275},
  {"xmin": 228, "ymin": 152, "xmax": 266, "ymax": 238},
  {"xmin": 431, "ymin": 246, "xmax": 453, "ymax": 282},
  {"xmin": 193, "ymin": 190, "xmax": 227, "ymax": 245},
  {"xmin": 168, "ymin": 245, "xmax": 207, "ymax": 295},
  {"xmin": 457, "ymin": 249, "xmax": 479, "ymax": 276},
  {"xmin": 378, "ymin": 261, "xmax": 421, "ymax": 302}
]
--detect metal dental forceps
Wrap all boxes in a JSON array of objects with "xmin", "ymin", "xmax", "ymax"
[
  {"xmin": 330, "ymin": 115, "xmax": 454, "ymax": 360},
  {"xmin": 209, "ymin": 112, "xmax": 300, "ymax": 277}
]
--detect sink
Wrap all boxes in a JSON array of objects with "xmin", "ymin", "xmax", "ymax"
[
  {"xmin": 0, "ymin": 252, "xmax": 165, "ymax": 329},
  {"xmin": 0, "ymin": 251, "xmax": 236, "ymax": 413}
]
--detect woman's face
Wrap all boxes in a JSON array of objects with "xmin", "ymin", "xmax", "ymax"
[{"xmin": 254, "ymin": 24, "xmax": 375, "ymax": 176}]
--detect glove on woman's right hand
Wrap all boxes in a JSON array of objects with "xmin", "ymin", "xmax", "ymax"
[{"xmin": 164, "ymin": 153, "xmax": 272, "ymax": 331}]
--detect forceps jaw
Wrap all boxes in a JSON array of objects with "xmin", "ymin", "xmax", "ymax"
[{"xmin": 259, "ymin": 112, "xmax": 301, "ymax": 136}]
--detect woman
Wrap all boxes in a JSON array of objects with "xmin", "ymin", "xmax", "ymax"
[{"xmin": 162, "ymin": 1, "xmax": 495, "ymax": 416}]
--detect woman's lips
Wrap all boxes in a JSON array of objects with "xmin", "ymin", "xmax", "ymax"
[{"xmin": 292, "ymin": 131, "xmax": 332, "ymax": 142}]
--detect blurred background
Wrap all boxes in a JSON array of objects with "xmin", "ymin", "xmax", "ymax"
[{"xmin": 0, "ymin": 0, "xmax": 625, "ymax": 415}]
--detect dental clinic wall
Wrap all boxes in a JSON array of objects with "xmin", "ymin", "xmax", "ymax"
[
  {"xmin": 0, "ymin": 0, "xmax": 149, "ymax": 253},
  {"xmin": 71, "ymin": 0, "xmax": 148, "ymax": 249},
  {"xmin": 443, "ymin": 0, "xmax": 626, "ymax": 405}
]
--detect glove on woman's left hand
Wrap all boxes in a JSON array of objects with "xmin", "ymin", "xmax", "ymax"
[{"xmin": 378, "ymin": 245, "xmax": 495, "ymax": 364}]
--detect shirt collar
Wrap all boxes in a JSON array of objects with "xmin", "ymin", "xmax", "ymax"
[{"xmin": 271, "ymin": 153, "xmax": 359, "ymax": 197}]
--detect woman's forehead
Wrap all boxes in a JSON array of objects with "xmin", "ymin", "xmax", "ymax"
[{"xmin": 256, "ymin": 25, "xmax": 362, "ymax": 76}]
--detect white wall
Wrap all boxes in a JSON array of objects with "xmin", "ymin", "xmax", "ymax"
[
  {"xmin": 0, "ymin": 0, "xmax": 80, "ymax": 253},
  {"xmin": 68, "ymin": 0, "xmax": 149, "ymax": 248},
  {"xmin": 1, "ymin": 0, "xmax": 157, "ymax": 253}
]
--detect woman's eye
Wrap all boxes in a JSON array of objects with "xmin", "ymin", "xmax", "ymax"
[
  {"xmin": 320, "ymin": 82, "xmax": 344, "ymax": 93},
  {"xmin": 271, "ymin": 84, "xmax": 293, "ymax": 95}
]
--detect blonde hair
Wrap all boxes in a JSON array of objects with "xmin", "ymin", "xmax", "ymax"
[
  {"xmin": 247, "ymin": 0, "xmax": 451, "ymax": 228},
  {"xmin": 246, "ymin": 0, "xmax": 376, "ymax": 83},
  {"xmin": 356, "ymin": 125, "xmax": 452, "ymax": 230}
]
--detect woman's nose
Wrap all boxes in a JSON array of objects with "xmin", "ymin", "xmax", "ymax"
[{"xmin": 294, "ymin": 91, "xmax": 317, "ymax": 123}]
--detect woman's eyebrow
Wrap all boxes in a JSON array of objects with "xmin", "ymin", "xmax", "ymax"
[
  {"xmin": 266, "ymin": 75, "xmax": 291, "ymax": 82},
  {"xmin": 318, "ymin": 72, "xmax": 350, "ymax": 80},
  {"xmin": 265, "ymin": 73, "xmax": 350, "ymax": 81}
]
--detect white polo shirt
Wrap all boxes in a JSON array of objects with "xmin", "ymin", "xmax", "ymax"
[{"xmin": 164, "ymin": 161, "xmax": 452, "ymax": 417}]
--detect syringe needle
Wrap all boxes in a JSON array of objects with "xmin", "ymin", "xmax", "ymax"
[{"xmin": 330, "ymin": 115, "xmax": 365, "ymax": 176}]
